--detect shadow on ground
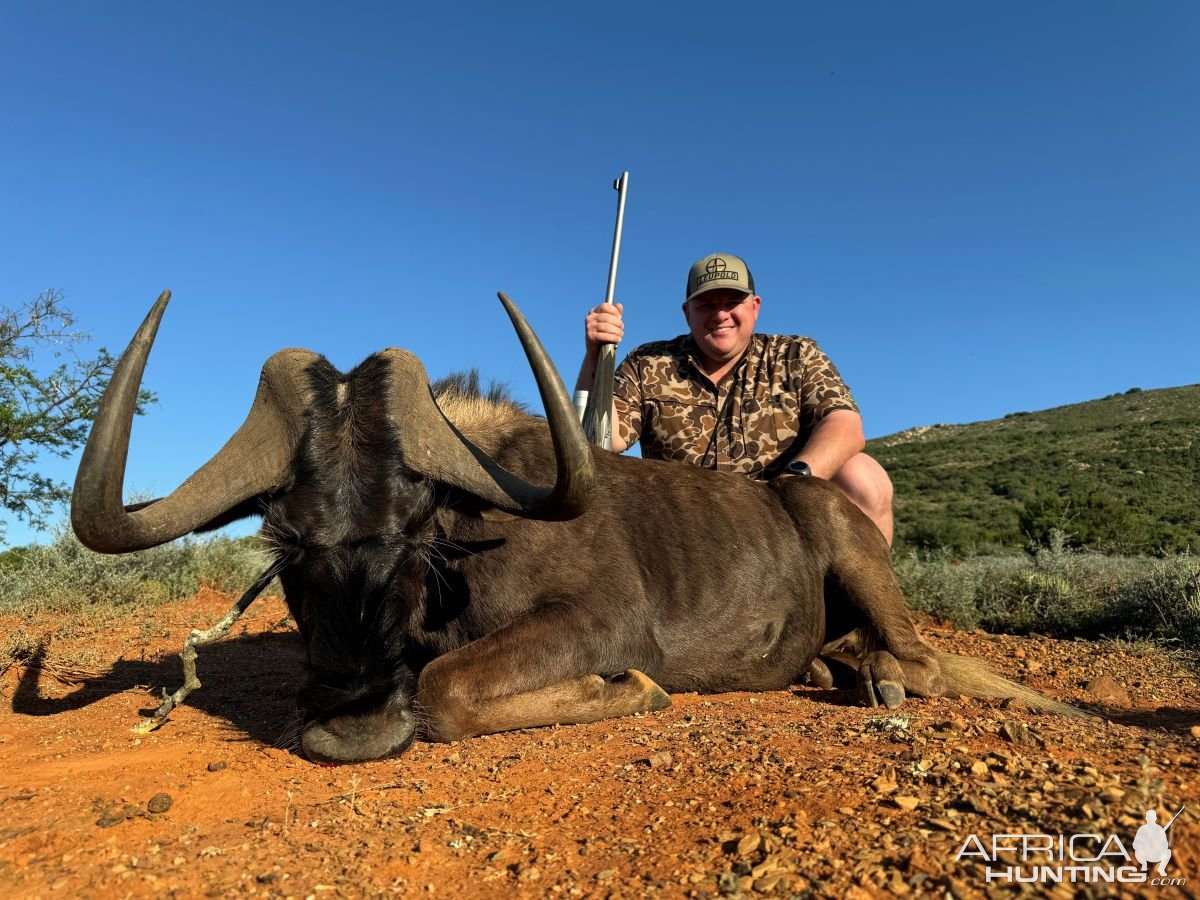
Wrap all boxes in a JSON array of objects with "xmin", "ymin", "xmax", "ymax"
[
  {"xmin": 1104, "ymin": 705, "xmax": 1200, "ymax": 733},
  {"xmin": 9, "ymin": 631, "xmax": 306, "ymax": 749}
]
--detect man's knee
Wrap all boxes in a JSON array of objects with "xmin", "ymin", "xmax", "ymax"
[{"xmin": 831, "ymin": 453, "xmax": 893, "ymax": 518}]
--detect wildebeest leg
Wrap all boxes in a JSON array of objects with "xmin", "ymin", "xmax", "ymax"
[
  {"xmin": 417, "ymin": 603, "xmax": 669, "ymax": 742},
  {"xmin": 826, "ymin": 528, "xmax": 946, "ymax": 709}
]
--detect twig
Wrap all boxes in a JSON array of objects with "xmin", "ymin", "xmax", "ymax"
[{"xmin": 132, "ymin": 560, "xmax": 286, "ymax": 733}]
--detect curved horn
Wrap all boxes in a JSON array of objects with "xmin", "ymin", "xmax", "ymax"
[
  {"xmin": 72, "ymin": 292, "xmax": 318, "ymax": 553},
  {"xmin": 382, "ymin": 292, "xmax": 594, "ymax": 521}
]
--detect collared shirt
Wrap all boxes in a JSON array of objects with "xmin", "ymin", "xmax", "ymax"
[{"xmin": 612, "ymin": 333, "xmax": 858, "ymax": 477}]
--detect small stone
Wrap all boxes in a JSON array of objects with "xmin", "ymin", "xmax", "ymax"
[
  {"xmin": 717, "ymin": 871, "xmax": 740, "ymax": 894},
  {"xmin": 1087, "ymin": 675, "xmax": 1131, "ymax": 708},
  {"xmin": 872, "ymin": 768, "xmax": 898, "ymax": 794},
  {"xmin": 96, "ymin": 810, "xmax": 128, "ymax": 828},
  {"xmin": 754, "ymin": 874, "xmax": 784, "ymax": 893},
  {"xmin": 736, "ymin": 833, "xmax": 762, "ymax": 856},
  {"xmin": 1000, "ymin": 721, "xmax": 1037, "ymax": 746},
  {"xmin": 970, "ymin": 761, "xmax": 988, "ymax": 778},
  {"xmin": 645, "ymin": 751, "xmax": 673, "ymax": 768},
  {"xmin": 1189, "ymin": 725, "xmax": 1200, "ymax": 739},
  {"xmin": 96, "ymin": 803, "xmax": 140, "ymax": 828},
  {"xmin": 147, "ymin": 793, "xmax": 173, "ymax": 814},
  {"xmin": 751, "ymin": 856, "xmax": 784, "ymax": 878},
  {"xmin": 207, "ymin": 761, "xmax": 228, "ymax": 772},
  {"xmin": 893, "ymin": 796, "xmax": 920, "ymax": 811}
]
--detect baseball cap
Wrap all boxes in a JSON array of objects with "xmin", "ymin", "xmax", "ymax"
[{"xmin": 685, "ymin": 253, "xmax": 756, "ymax": 303}]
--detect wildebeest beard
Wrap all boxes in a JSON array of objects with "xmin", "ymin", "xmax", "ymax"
[{"xmin": 261, "ymin": 354, "xmax": 458, "ymax": 762}]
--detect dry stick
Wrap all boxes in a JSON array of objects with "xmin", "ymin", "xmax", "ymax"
[{"xmin": 132, "ymin": 560, "xmax": 285, "ymax": 734}]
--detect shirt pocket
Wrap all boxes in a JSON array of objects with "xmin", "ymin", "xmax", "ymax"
[
  {"xmin": 648, "ymin": 399, "xmax": 718, "ymax": 464},
  {"xmin": 766, "ymin": 392, "xmax": 803, "ymax": 456}
]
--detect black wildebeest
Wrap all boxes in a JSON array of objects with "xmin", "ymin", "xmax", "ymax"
[{"xmin": 72, "ymin": 292, "xmax": 1079, "ymax": 763}]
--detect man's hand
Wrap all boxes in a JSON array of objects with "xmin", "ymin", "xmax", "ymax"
[
  {"xmin": 584, "ymin": 302, "xmax": 624, "ymax": 354},
  {"xmin": 576, "ymin": 301, "xmax": 629, "ymax": 453}
]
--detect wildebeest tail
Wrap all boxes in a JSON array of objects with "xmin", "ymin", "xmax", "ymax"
[{"xmin": 937, "ymin": 652, "xmax": 1096, "ymax": 718}]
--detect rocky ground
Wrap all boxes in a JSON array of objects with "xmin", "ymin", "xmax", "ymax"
[{"xmin": 1, "ymin": 589, "xmax": 1198, "ymax": 899}]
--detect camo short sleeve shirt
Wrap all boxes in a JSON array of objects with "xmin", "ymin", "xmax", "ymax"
[{"xmin": 612, "ymin": 334, "xmax": 858, "ymax": 477}]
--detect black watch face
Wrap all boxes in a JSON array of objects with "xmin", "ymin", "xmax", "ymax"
[{"xmin": 785, "ymin": 460, "xmax": 811, "ymax": 476}]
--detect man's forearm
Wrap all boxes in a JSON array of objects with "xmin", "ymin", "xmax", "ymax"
[
  {"xmin": 575, "ymin": 349, "xmax": 600, "ymax": 393},
  {"xmin": 574, "ymin": 352, "xmax": 628, "ymax": 453},
  {"xmin": 796, "ymin": 410, "xmax": 866, "ymax": 479}
]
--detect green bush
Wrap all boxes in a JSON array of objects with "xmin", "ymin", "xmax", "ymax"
[
  {"xmin": 0, "ymin": 526, "xmax": 275, "ymax": 615},
  {"xmin": 897, "ymin": 545, "xmax": 1200, "ymax": 647}
]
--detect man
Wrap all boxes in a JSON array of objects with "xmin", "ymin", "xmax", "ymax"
[
  {"xmin": 1133, "ymin": 809, "xmax": 1174, "ymax": 877},
  {"xmin": 576, "ymin": 252, "xmax": 895, "ymax": 544}
]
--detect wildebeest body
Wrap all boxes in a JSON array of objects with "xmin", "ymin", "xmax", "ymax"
[{"xmin": 435, "ymin": 431, "xmax": 832, "ymax": 693}]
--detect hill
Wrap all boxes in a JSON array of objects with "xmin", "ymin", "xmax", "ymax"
[{"xmin": 868, "ymin": 385, "xmax": 1200, "ymax": 554}]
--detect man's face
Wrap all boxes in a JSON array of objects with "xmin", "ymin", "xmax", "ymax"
[{"xmin": 683, "ymin": 288, "xmax": 761, "ymax": 366}]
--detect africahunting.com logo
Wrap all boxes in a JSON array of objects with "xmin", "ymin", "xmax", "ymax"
[{"xmin": 955, "ymin": 805, "xmax": 1187, "ymax": 887}]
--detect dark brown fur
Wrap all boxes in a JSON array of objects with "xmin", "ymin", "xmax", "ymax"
[{"xmin": 261, "ymin": 365, "xmax": 964, "ymax": 763}]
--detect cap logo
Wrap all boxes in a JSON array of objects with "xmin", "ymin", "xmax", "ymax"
[{"xmin": 695, "ymin": 256, "xmax": 740, "ymax": 287}]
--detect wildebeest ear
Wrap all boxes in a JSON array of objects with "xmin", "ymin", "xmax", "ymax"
[
  {"xmin": 436, "ymin": 487, "xmax": 520, "ymax": 524},
  {"xmin": 477, "ymin": 507, "xmax": 520, "ymax": 523},
  {"xmin": 190, "ymin": 496, "xmax": 268, "ymax": 533}
]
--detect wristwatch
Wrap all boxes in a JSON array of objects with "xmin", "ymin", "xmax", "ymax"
[{"xmin": 783, "ymin": 459, "xmax": 812, "ymax": 477}]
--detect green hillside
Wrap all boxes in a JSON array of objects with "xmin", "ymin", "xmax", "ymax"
[{"xmin": 868, "ymin": 385, "xmax": 1200, "ymax": 555}]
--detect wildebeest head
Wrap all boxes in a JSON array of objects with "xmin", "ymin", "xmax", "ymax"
[{"xmin": 71, "ymin": 291, "xmax": 594, "ymax": 763}]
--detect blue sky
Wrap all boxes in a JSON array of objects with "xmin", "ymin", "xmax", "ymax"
[{"xmin": 1, "ymin": 2, "xmax": 1196, "ymax": 547}]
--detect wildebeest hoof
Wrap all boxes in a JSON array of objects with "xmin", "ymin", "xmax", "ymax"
[
  {"xmin": 611, "ymin": 669, "xmax": 672, "ymax": 713},
  {"xmin": 859, "ymin": 652, "xmax": 907, "ymax": 710},
  {"xmin": 860, "ymin": 676, "xmax": 906, "ymax": 710},
  {"xmin": 876, "ymin": 682, "xmax": 905, "ymax": 710}
]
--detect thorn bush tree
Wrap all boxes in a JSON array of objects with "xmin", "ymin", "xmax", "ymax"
[{"xmin": 0, "ymin": 289, "xmax": 152, "ymax": 543}]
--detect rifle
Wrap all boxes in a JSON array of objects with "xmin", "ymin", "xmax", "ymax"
[{"xmin": 581, "ymin": 172, "xmax": 629, "ymax": 450}]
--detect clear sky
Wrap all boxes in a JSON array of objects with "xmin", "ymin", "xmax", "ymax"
[{"xmin": 1, "ymin": 2, "xmax": 1196, "ymax": 547}]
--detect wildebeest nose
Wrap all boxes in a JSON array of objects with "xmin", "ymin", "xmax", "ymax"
[{"xmin": 300, "ymin": 708, "xmax": 416, "ymax": 764}]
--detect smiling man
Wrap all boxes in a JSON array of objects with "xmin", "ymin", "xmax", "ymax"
[{"xmin": 576, "ymin": 252, "xmax": 894, "ymax": 544}]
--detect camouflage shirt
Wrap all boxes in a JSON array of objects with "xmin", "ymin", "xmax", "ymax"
[{"xmin": 612, "ymin": 333, "xmax": 858, "ymax": 477}]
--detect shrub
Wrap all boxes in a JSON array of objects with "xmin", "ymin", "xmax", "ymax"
[
  {"xmin": 897, "ymin": 546, "xmax": 1199, "ymax": 648},
  {"xmin": 0, "ymin": 526, "xmax": 274, "ymax": 615}
]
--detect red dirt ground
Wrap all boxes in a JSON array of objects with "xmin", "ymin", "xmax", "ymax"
[{"xmin": 2, "ymin": 588, "xmax": 1198, "ymax": 899}]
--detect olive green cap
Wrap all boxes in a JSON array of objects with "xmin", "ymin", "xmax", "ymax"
[{"xmin": 685, "ymin": 253, "xmax": 756, "ymax": 302}]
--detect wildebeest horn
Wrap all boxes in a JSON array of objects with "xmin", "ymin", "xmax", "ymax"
[
  {"xmin": 381, "ymin": 292, "xmax": 594, "ymax": 520},
  {"xmin": 72, "ymin": 291, "xmax": 317, "ymax": 553}
]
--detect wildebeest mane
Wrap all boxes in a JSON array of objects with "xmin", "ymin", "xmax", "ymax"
[{"xmin": 430, "ymin": 369, "xmax": 530, "ymax": 441}]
